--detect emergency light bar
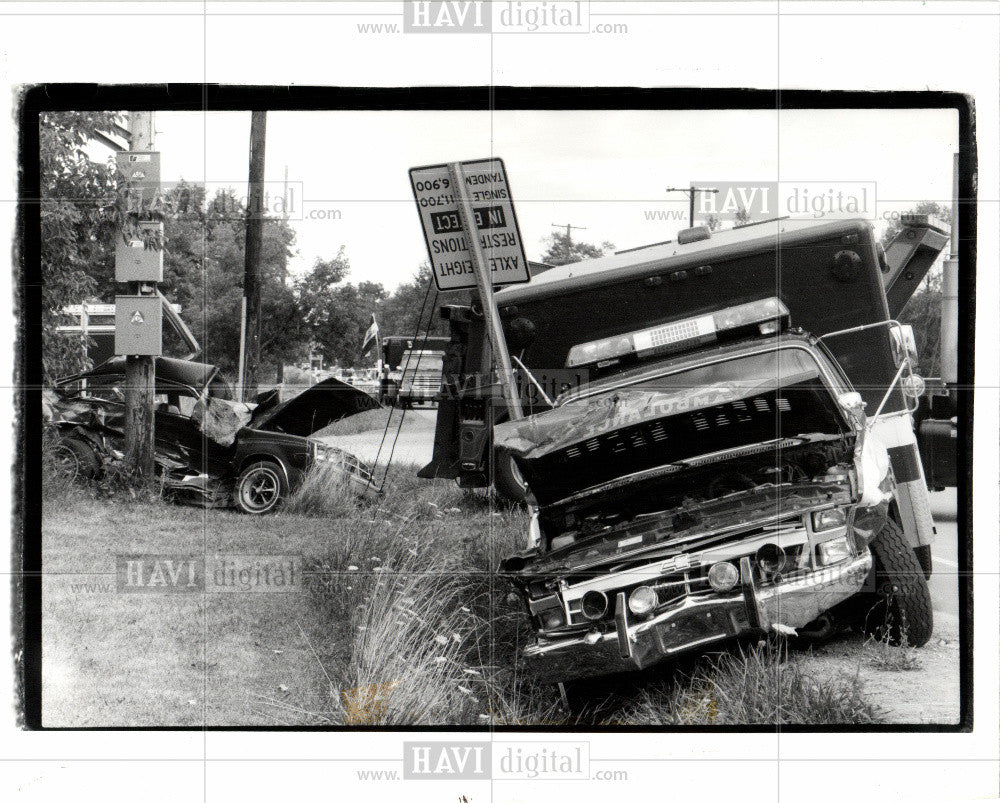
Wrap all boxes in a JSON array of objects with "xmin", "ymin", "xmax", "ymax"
[{"xmin": 565, "ymin": 297, "xmax": 790, "ymax": 368}]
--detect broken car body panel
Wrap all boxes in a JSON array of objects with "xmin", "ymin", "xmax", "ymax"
[{"xmin": 249, "ymin": 377, "xmax": 381, "ymax": 437}]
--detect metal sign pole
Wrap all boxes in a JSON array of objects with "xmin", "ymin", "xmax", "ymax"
[{"xmin": 447, "ymin": 161, "xmax": 523, "ymax": 421}]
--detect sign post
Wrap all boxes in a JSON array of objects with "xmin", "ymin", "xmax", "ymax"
[
  {"xmin": 447, "ymin": 161, "xmax": 523, "ymax": 421},
  {"xmin": 409, "ymin": 158, "xmax": 529, "ymax": 421}
]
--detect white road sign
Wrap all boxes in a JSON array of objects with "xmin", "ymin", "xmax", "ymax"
[{"xmin": 409, "ymin": 158, "xmax": 530, "ymax": 291}]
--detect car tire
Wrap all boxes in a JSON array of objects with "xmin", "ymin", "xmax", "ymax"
[
  {"xmin": 861, "ymin": 519, "xmax": 933, "ymax": 647},
  {"xmin": 53, "ymin": 437, "xmax": 101, "ymax": 482},
  {"xmin": 492, "ymin": 446, "xmax": 528, "ymax": 505},
  {"xmin": 235, "ymin": 460, "xmax": 287, "ymax": 515},
  {"xmin": 913, "ymin": 543, "xmax": 933, "ymax": 580}
]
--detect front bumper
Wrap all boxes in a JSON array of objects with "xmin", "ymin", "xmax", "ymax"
[{"xmin": 522, "ymin": 551, "xmax": 872, "ymax": 682}]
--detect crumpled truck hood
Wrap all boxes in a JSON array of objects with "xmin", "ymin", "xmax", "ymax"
[{"xmin": 495, "ymin": 346, "xmax": 850, "ymax": 507}]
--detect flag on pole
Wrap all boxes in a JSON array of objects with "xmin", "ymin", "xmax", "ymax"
[{"xmin": 361, "ymin": 314, "xmax": 380, "ymax": 357}]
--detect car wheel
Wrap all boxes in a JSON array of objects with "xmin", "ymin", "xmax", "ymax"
[
  {"xmin": 235, "ymin": 461, "xmax": 287, "ymax": 514},
  {"xmin": 492, "ymin": 446, "xmax": 528, "ymax": 505},
  {"xmin": 861, "ymin": 519, "xmax": 933, "ymax": 647},
  {"xmin": 52, "ymin": 437, "xmax": 100, "ymax": 482}
]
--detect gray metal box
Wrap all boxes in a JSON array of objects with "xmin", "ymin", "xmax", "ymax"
[
  {"xmin": 116, "ymin": 151, "xmax": 161, "ymax": 205},
  {"xmin": 115, "ymin": 295, "xmax": 163, "ymax": 356},
  {"xmin": 115, "ymin": 222, "xmax": 164, "ymax": 282}
]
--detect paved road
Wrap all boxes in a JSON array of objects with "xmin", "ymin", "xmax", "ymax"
[
  {"xmin": 318, "ymin": 407, "xmax": 437, "ymax": 468},
  {"xmin": 927, "ymin": 487, "xmax": 959, "ymax": 624}
]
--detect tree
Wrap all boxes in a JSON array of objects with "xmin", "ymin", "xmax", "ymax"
[
  {"xmin": 39, "ymin": 111, "xmax": 122, "ymax": 383},
  {"xmin": 157, "ymin": 184, "xmax": 307, "ymax": 377},
  {"xmin": 540, "ymin": 232, "xmax": 614, "ymax": 267},
  {"xmin": 375, "ymin": 263, "xmax": 451, "ymax": 342},
  {"xmin": 296, "ymin": 249, "xmax": 390, "ymax": 368}
]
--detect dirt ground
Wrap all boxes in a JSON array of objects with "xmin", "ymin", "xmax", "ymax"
[{"xmin": 801, "ymin": 612, "xmax": 961, "ymax": 725}]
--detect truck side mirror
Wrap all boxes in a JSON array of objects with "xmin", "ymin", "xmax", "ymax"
[{"xmin": 837, "ymin": 391, "xmax": 866, "ymax": 419}]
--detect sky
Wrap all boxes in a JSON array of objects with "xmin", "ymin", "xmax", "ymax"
[{"xmin": 138, "ymin": 108, "xmax": 957, "ymax": 291}]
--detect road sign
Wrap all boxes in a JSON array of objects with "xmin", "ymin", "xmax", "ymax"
[{"xmin": 409, "ymin": 158, "xmax": 530, "ymax": 291}]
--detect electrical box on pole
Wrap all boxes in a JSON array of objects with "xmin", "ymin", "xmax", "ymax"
[{"xmin": 115, "ymin": 221, "xmax": 164, "ymax": 283}]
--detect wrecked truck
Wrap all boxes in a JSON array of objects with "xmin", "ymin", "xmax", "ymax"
[
  {"xmin": 423, "ymin": 216, "xmax": 941, "ymax": 680},
  {"xmin": 495, "ymin": 302, "xmax": 933, "ymax": 680},
  {"xmin": 48, "ymin": 356, "xmax": 380, "ymax": 514}
]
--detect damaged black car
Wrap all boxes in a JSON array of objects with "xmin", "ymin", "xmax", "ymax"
[{"xmin": 46, "ymin": 356, "xmax": 381, "ymax": 514}]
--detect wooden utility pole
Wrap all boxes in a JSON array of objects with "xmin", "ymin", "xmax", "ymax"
[
  {"xmin": 239, "ymin": 111, "xmax": 267, "ymax": 401},
  {"xmin": 665, "ymin": 186, "xmax": 719, "ymax": 227},
  {"xmin": 551, "ymin": 222, "xmax": 586, "ymax": 244},
  {"xmin": 275, "ymin": 164, "xmax": 290, "ymax": 388},
  {"xmin": 123, "ymin": 112, "xmax": 156, "ymax": 480}
]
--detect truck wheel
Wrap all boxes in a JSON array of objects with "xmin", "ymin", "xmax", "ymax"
[
  {"xmin": 235, "ymin": 461, "xmax": 287, "ymax": 514},
  {"xmin": 862, "ymin": 520, "xmax": 933, "ymax": 647},
  {"xmin": 492, "ymin": 447, "xmax": 528, "ymax": 505},
  {"xmin": 913, "ymin": 544, "xmax": 933, "ymax": 580},
  {"xmin": 52, "ymin": 437, "xmax": 100, "ymax": 482}
]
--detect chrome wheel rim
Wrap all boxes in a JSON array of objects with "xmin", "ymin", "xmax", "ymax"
[{"xmin": 239, "ymin": 466, "xmax": 281, "ymax": 513}]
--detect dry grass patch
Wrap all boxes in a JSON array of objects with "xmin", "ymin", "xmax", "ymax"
[{"xmin": 607, "ymin": 641, "xmax": 883, "ymax": 725}]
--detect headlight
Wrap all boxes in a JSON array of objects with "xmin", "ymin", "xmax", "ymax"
[
  {"xmin": 812, "ymin": 508, "xmax": 847, "ymax": 532},
  {"xmin": 816, "ymin": 535, "xmax": 852, "ymax": 566},
  {"xmin": 581, "ymin": 590, "xmax": 609, "ymax": 621},
  {"xmin": 628, "ymin": 586, "xmax": 657, "ymax": 616},
  {"xmin": 708, "ymin": 561, "xmax": 739, "ymax": 592},
  {"xmin": 310, "ymin": 441, "xmax": 339, "ymax": 462}
]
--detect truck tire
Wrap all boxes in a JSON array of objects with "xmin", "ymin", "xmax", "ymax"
[
  {"xmin": 235, "ymin": 460, "xmax": 287, "ymax": 515},
  {"xmin": 862, "ymin": 520, "xmax": 933, "ymax": 647},
  {"xmin": 492, "ymin": 447, "xmax": 528, "ymax": 505},
  {"xmin": 53, "ymin": 437, "xmax": 101, "ymax": 482}
]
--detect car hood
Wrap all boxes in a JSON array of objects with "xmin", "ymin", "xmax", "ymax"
[{"xmin": 248, "ymin": 378, "xmax": 381, "ymax": 437}]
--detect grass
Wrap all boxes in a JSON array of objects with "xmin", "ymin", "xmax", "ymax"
[
  {"xmin": 863, "ymin": 632, "xmax": 923, "ymax": 672},
  {"xmin": 606, "ymin": 641, "xmax": 883, "ymax": 725},
  {"xmin": 41, "ymin": 452, "xmax": 888, "ymax": 727}
]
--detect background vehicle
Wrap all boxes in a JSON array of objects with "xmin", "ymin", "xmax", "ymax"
[
  {"xmin": 48, "ymin": 356, "xmax": 380, "ymax": 513},
  {"xmin": 379, "ymin": 335, "xmax": 449, "ymax": 408}
]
